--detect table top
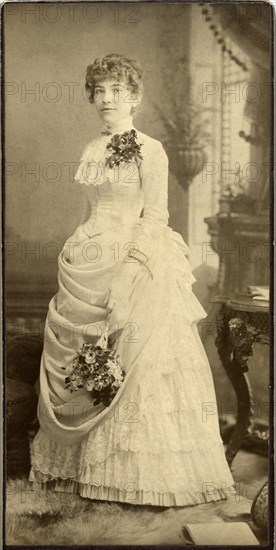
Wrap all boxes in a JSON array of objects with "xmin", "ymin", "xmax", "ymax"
[{"xmin": 211, "ymin": 294, "xmax": 269, "ymax": 313}]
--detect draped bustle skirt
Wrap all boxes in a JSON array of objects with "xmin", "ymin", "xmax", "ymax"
[{"xmin": 29, "ymin": 222, "xmax": 236, "ymax": 507}]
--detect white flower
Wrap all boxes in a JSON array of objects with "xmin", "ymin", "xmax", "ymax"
[
  {"xmin": 107, "ymin": 359, "xmax": 123, "ymax": 383},
  {"xmin": 85, "ymin": 351, "xmax": 96, "ymax": 365},
  {"xmin": 86, "ymin": 380, "xmax": 95, "ymax": 391},
  {"xmin": 73, "ymin": 375, "xmax": 83, "ymax": 386}
]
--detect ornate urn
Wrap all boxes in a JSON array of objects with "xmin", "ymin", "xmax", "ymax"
[
  {"xmin": 166, "ymin": 146, "xmax": 208, "ymax": 187},
  {"xmin": 155, "ymin": 99, "xmax": 212, "ymax": 190}
]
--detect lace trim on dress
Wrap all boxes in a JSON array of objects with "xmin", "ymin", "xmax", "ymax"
[
  {"xmin": 74, "ymin": 135, "xmax": 114, "ymax": 186},
  {"xmin": 29, "ymin": 438, "xmax": 236, "ymax": 497},
  {"xmin": 74, "ymin": 129, "xmax": 144, "ymax": 187}
]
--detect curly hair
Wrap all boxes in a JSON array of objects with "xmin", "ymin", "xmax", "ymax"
[{"xmin": 85, "ymin": 53, "xmax": 143, "ymax": 104}]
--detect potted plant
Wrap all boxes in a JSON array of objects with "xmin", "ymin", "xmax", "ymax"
[{"xmin": 154, "ymin": 98, "xmax": 213, "ymax": 188}]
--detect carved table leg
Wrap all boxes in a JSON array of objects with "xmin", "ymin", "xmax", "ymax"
[{"xmin": 215, "ymin": 308, "xmax": 258, "ymax": 466}]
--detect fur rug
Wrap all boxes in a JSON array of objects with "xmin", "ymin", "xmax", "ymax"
[{"xmin": 6, "ymin": 477, "xmax": 255, "ymax": 545}]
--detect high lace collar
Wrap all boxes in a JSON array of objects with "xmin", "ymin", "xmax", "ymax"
[{"xmin": 101, "ymin": 116, "xmax": 135, "ymax": 136}]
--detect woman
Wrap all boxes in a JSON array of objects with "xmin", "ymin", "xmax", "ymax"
[{"xmin": 29, "ymin": 54, "xmax": 236, "ymax": 507}]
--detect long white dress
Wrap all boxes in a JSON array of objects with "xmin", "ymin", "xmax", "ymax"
[{"xmin": 29, "ymin": 116, "xmax": 236, "ymax": 507}]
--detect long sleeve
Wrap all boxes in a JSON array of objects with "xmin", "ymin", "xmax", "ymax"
[{"xmin": 126, "ymin": 139, "xmax": 169, "ymax": 264}]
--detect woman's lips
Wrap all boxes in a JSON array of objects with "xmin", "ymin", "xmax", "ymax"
[{"xmin": 101, "ymin": 108, "xmax": 115, "ymax": 111}]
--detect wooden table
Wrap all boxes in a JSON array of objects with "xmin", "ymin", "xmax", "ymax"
[{"xmin": 211, "ymin": 295, "xmax": 269, "ymax": 465}]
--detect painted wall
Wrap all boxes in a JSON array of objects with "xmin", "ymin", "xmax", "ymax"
[{"xmin": 5, "ymin": 2, "xmax": 195, "ymax": 284}]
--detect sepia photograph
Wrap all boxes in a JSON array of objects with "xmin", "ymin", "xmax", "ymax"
[{"xmin": 3, "ymin": 1, "xmax": 273, "ymax": 546}]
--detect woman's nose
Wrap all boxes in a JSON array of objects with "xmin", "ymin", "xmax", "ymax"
[{"xmin": 102, "ymin": 90, "xmax": 112, "ymax": 103}]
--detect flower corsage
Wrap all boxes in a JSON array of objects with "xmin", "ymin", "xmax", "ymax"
[
  {"xmin": 105, "ymin": 129, "xmax": 143, "ymax": 169},
  {"xmin": 62, "ymin": 323, "xmax": 125, "ymax": 407}
]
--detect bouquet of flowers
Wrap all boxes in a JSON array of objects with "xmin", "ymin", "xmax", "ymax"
[
  {"xmin": 62, "ymin": 325, "xmax": 125, "ymax": 407},
  {"xmin": 105, "ymin": 129, "xmax": 143, "ymax": 169}
]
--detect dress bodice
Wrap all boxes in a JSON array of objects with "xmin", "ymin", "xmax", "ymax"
[
  {"xmin": 78, "ymin": 161, "xmax": 144, "ymax": 234},
  {"xmin": 74, "ymin": 117, "xmax": 170, "ymax": 259}
]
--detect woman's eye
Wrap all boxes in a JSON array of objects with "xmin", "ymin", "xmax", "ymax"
[{"xmin": 94, "ymin": 89, "xmax": 103, "ymax": 101}]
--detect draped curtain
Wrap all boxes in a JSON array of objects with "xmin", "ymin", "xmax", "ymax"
[
  {"xmin": 211, "ymin": 3, "xmax": 270, "ymax": 128},
  {"xmin": 212, "ymin": 3, "xmax": 270, "ymax": 69}
]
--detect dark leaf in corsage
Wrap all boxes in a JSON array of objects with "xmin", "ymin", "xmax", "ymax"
[{"xmin": 105, "ymin": 129, "xmax": 143, "ymax": 173}]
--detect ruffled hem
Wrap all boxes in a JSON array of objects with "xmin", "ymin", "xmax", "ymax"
[
  {"xmin": 28, "ymin": 477, "xmax": 236, "ymax": 508},
  {"xmin": 29, "ymin": 434, "xmax": 236, "ymax": 500}
]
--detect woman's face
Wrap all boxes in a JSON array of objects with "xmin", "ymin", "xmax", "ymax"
[{"xmin": 93, "ymin": 78, "xmax": 140, "ymax": 127}]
